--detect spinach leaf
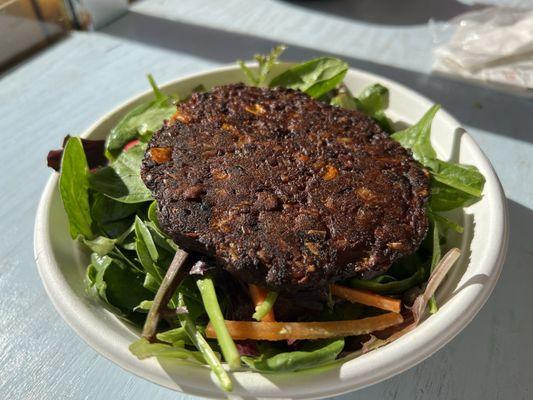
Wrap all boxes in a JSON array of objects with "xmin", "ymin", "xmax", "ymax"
[
  {"xmin": 392, "ymin": 105, "xmax": 485, "ymax": 207},
  {"xmin": 428, "ymin": 159, "xmax": 485, "ymax": 198},
  {"xmin": 358, "ymin": 84, "xmax": 394, "ymax": 132},
  {"xmin": 134, "ymin": 216, "xmax": 164, "ymax": 282},
  {"xmin": 105, "ymin": 75, "xmax": 175, "ymax": 157},
  {"xmin": 89, "ymin": 143, "xmax": 153, "ymax": 204},
  {"xmin": 331, "ymin": 84, "xmax": 393, "ymax": 132},
  {"xmin": 270, "ymin": 57, "xmax": 348, "ymax": 99},
  {"xmin": 146, "ymin": 201, "xmax": 178, "ymax": 252},
  {"xmin": 391, "ymin": 105, "xmax": 439, "ymax": 165},
  {"xmin": 91, "ymin": 193, "xmax": 139, "ymax": 223},
  {"xmin": 428, "ymin": 180, "xmax": 478, "ymax": 212},
  {"xmin": 242, "ymin": 339, "xmax": 344, "ymax": 372},
  {"xmin": 129, "ymin": 338, "xmax": 205, "ymax": 363},
  {"xmin": 330, "ymin": 86, "xmax": 359, "ymax": 110},
  {"xmin": 59, "ymin": 137, "xmax": 94, "ymax": 239},
  {"xmin": 156, "ymin": 327, "xmax": 187, "ymax": 344},
  {"xmin": 82, "ymin": 236, "xmax": 116, "ymax": 256},
  {"xmin": 87, "ymin": 253, "xmax": 152, "ymax": 313},
  {"xmin": 239, "ymin": 45, "xmax": 287, "ymax": 87},
  {"xmin": 358, "ymin": 83, "xmax": 388, "ymax": 115}
]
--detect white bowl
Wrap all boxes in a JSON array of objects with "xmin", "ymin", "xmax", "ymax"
[{"xmin": 34, "ymin": 63, "xmax": 508, "ymax": 399}]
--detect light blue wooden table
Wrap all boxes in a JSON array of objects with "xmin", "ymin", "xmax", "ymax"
[{"xmin": 1, "ymin": 1, "xmax": 531, "ymax": 398}]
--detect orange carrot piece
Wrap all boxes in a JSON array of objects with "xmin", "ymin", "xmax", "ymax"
[
  {"xmin": 330, "ymin": 284, "xmax": 401, "ymax": 313},
  {"xmin": 205, "ymin": 313, "xmax": 403, "ymax": 341},
  {"xmin": 248, "ymin": 284, "xmax": 276, "ymax": 322}
]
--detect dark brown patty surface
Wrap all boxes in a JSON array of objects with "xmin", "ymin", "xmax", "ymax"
[{"xmin": 141, "ymin": 84, "xmax": 430, "ymax": 290}]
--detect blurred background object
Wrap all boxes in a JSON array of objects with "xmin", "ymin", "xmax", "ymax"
[
  {"xmin": 0, "ymin": 0, "xmax": 128, "ymax": 72},
  {"xmin": 431, "ymin": 6, "xmax": 533, "ymax": 96}
]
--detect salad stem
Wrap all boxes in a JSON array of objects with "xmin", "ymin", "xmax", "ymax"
[
  {"xmin": 252, "ymin": 291, "xmax": 279, "ymax": 321},
  {"xmin": 142, "ymin": 249, "xmax": 189, "ymax": 342},
  {"xmin": 177, "ymin": 293, "xmax": 233, "ymax": 392},
  {"xmin": 196, "ymin": 276, "xmax": 241, "ymax": 370}
]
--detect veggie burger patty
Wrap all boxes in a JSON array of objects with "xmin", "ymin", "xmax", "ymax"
[{"xmin": 141, "ymin": 83, "xmax": 430, "ymax": 290}]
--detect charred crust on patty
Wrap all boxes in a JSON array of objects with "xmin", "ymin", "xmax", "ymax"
[{"xmin": 141, "ymin": 83, "xmax": 430, "ymax": 290}]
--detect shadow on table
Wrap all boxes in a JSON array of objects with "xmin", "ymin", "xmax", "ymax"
[
  {"xmin": 101, "ymin": 12, "xmax": 532, "ymax": 145},
  {"xmin": 281, "ymin": 0, "xmax": 487, "ymax": 26}
]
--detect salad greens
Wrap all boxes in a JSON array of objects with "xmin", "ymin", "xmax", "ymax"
[
  {"xmin": 50, "ymin": 46, "xmax": 485, "ymax": 392},
  {"xmin": 88, "ymin": 143, "xmax": 153, "ymax": 203},
  {"xmin": 105, "ymin": 74, "xmax": 176, "ymax": 158},
  {"xmin": 331, "ymin": 83, "xmax": 394, "ymax": 132},
  {"xmin": 59, "ymin": 137, "xmax": 94, "ymax": 239},
  {"xmin": 242, "ymin": 339, "xmax": 345, "ymax": 372},
  {"xmin": 239, "ymin": 44, "xmax": 287, "ymax": 87},
  {"xmin": 270, "ymin": 57, "xmax": 349, "ymax": 99}
]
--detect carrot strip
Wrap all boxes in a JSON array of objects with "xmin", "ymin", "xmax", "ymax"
[
  {"xmin": 248, "ymin": 284, "xmax": 276, "ymax": 322},
  {"xmin": 330, "ymin": 284, "xmax": 401, "ymax": 313},
  {"xmin": 205, "ymin": 313, "xmax": 403, "ymax": 341}
]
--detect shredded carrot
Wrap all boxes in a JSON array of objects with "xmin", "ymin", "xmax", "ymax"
[
  {"xmin": 330, "ymin": 284, "xmax": 401, "ymax": 313},
  {"xmin": 205, "ymin": 313, "xmax": 403, "ymax": 341},
  {"xmin": 248, "ymin": 284, "xmax": 276, "ymax": 322}
]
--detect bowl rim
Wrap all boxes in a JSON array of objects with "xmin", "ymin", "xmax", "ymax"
[{"xmin": 34, "ymin": 63, "xmax": 509, "ymax": 399}]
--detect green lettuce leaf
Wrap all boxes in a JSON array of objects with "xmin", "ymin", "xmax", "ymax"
[
  {"xmin": 129, "ymin": 338, "xmax": 205, "ymax": 363},
  {"xmin": 270, "ymin": 57, "xmax": 348, "ymax": 99},
  {"xmin": 59, "ymin": 137, "xmax": 94, "ymax": 239},
  {"xmin": 331, "ymin": 84, "xmax": 393, "ymax": 132},
  {"xmin": 87, "ymin": 254, "xmax": 152, "ymax": 314},
  {"xmin": 392, "ymin": 105, "xmax": 485, "ymax": 209},
  {"xmin": 88, "ymin": 143, "xmax": 153, "ymax": 204},
  {"xmin": 242, "ymin": 339, "xmax": 344, "ymax": 372},
  {"xmin": 105, "ymin": 75, "xmax": 176, "ymax": 157}
]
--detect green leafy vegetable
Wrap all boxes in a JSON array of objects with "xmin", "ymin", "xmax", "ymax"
[
  {"xmin": 428, "ymin": 180, "xmax": 478, "ymax": 212},
  {"xmin": 330, "ymin": 89, "xmax": 359, "ymax": 109},
  {"xmin": 358, "ymin": 83, "xmax": 389, "ymax": 115},
  {"xmin": 82, "ymin": 236, "xmax": 116, "ymax": 256},
  {"xmin": 129, "ymin": 338, "xmax": 204, "ymax": 363},
  {"xmin": 89, "ymin": 143, "xmax": 153, "ymax": 204},
  {"xmin": 239, "ymin": 45, "xmax": 287, "ymax": 86},
  {"xmin": 349, "ymin": 267, "xmax": 426, "ymax": 294},
  {"xmin": 391, "ymin": 105, "xmax": 485, "ymax": 209},
  {"xmin": 429, "ymin": 160, "xmax": 485, "ymax": 198},
  {"xmin": 242, "ymin": 339, "xmax": 344, "ymax": 372},
  {"xmin": 156, "ymin": 327, "xmax": 187, "ymax": 344},
  {"xmin": 196, "ymin": 276, "xmax": 241, "ymax": 370},
  {"xmin": 331, "ymin": 84, "xmax": 393, "ymax": 132},
  {"xmin": 59, "ymin": 137, "xmax": 94, "ymax": 239},
  {"xmin": 391, "ymin": 105, "xmax": 440, "ymax": 165},
  {"xmin": 252, "ymin": 291, "xmax": 279, "ymax": 321},
  {"xmin": 177, "ymin": 293, "xmax": 233, "ymax": 392},
  {"xmin": 105, "ymin": 75, "xmax": 175, "ymax": 157},
  {"xmin": 270, "ymin": 57, "xmax": 348, "ymax": 99},
  {"xmin": 134, "ymin": 216, "xmax": 164, "ymax": 284},
  {"xmin": 87, "ymin": 254, "xmax": 152, "ymax": 315},
  {"xmin": 91, "ymin": 193, "xmax": 139, "ymax": 223}
]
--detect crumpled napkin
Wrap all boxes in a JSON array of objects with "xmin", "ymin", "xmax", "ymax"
[{"xmin": 431, "ymin": 6, "xmax": 533, "ymax": 95}]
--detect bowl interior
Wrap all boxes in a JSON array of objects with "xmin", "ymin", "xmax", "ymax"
[{"xmin": 35, "ymin": 64, "xmax": 507, "ymax": 399}]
